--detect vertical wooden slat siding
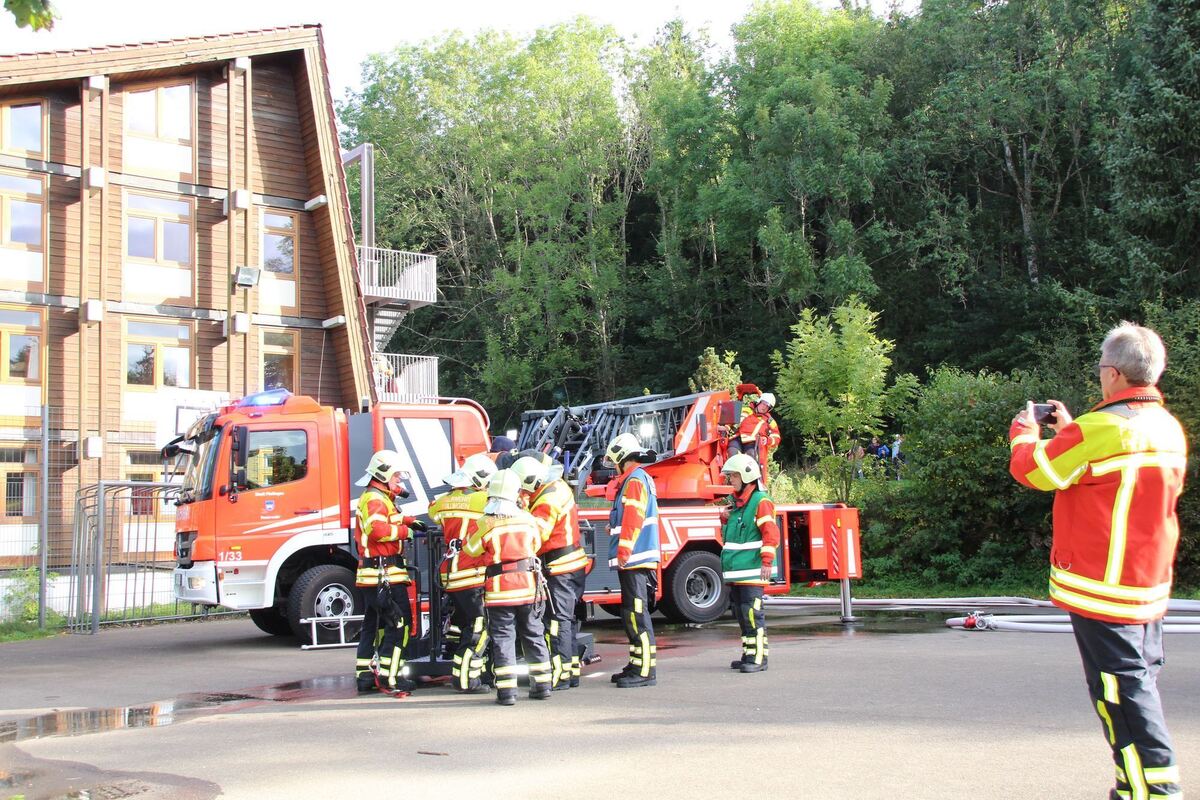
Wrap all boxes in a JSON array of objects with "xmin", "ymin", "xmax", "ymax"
[
  {"xmin": 98, "ymin": 79, "xmax": 109, "ymax": 433},
  {"xmin": 225, "ymin": 61, "xmax": 236, "ymax": 396},
  {"xmin": 243, "ymin": 61, "xmax": 254, "ymax": 398},
  {"xmin": 77, "ymin": 81, "xmax": 88, "ymax": 449}
]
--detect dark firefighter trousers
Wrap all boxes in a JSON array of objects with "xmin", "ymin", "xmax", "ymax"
[
  {"xmin": 1070, "ymin": 613, "xmax": 1181, "ymax": 799},
  {"xmin": 619, "ymin": 569, "xmax": 657, "ymax": 678},
  {"xmin": 354, "ymin": 583, "xmax": 411, "ymax": 688},
  {"xmin": 543, "ymin": 568, "xmax": 586, "ymax": 687},
  {"xmin": 731, "ymin": 583, "xmax": 768, "ymax": 665},
  {"xmin": 489, "ymin": 603, "xmax": 552, "ymax": 694},
  {"xmin": 448, "ymin": 588, "xmax": 489, "ymax": 691}
]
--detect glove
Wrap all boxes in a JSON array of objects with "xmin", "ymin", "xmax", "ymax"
[
  {"xmin": 447, "ymin": 537, "xmax": 463, "ymax": 553},
  {"xmin": 408, "ymin": 518, "xmax": 428, "ymax": 532}
]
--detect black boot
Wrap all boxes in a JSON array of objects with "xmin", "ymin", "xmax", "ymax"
[
  {"xmin": 569, "ymin": 675, "xmax": 581, "ymax": 688},
  {"xmin": 356, "ymin": 675, "xmax": 377, "ymax": 693},
  {"xmin": 730, "ymin": 658, "xmax": 747, "ymax": 670},
  {"xmin": 459, "ymin": 680, "xmax": 491, "ymax": 694},
  {"xmin": 610, "ymin": 664, "xmax": 636, "ymax": 683},
  {"xmin": 380, "ymin": 677, "xmax": 416, "ymax": 696},
  {"xmin": 529, "ymin": 685, "xmax": 552, "ymax": 700},
  {"xmin": 496, "ymin": 689, "xmax": 517, "ymax": 706},
  {"xmin": 616, "ymin": 670, "xmax": 656, "ymax": 688},
  {"xmin": 739, "ymin": 659, "xmax": 768, "ymax": 673}
]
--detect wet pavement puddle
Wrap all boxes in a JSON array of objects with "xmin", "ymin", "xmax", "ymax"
[{"xmin": 0, "ymin": 609, "xmax": 949, "ymax": 747}]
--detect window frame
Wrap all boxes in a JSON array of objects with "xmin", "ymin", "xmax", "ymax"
[
  {"xmin": 122, "ymin": 317, "xmax": 194, "ymax": 393},
  {"xmin": 0, "ymin": 447, "xmax": 39, "ymax": 521},
  {"xmin": 259, "ymin": 209, "xmax": 301, "ymax": 314},
  {"xmin": 243, "ymin": 428, "xmax": 309, "ymax": 490},
  {"xmin": 0, "ymin": 303, "xmax": 45, "ymax": 389},
  {"xmin": 0, "ymin": 169, "xmax": 47, "ymax": 254},
  {"xmin": 0, "ymin": 99, "xmax": 47, "ymax": 158},
  {"xmin": 121, "ymin": 80, "xmax": 196, "ymax": 181},
  {"xmin": 124, "ymin": 449, "xmax": 176, "ymax": 517},
  {"xmin": 123, "ymin": 190, "xmax": 195, "ymax": 269},
  {"xmin": 260, "ymin": 328, "xmax": 299, "ymax": 394}
]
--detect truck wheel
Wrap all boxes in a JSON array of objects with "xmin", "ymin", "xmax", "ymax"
[
  {"xmin": 248, "ymin": 606, "xmax": 293, "ymax": 637},
  {"xmin": 660, "ymin": 550, "xmax": 728, "ymax": 624},
  {"xmin": 287, "ymin": 564, "xmax": 363, "ymax": 645}
]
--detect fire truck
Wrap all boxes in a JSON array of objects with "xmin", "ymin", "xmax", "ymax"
[{"xmin": 168, "ymin": 388, "xmax": 861, "ymax": 653}]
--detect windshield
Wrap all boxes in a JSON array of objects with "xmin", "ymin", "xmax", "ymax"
[{"xmin": 179, "ymin": 417, "xmax": 222, "ymax": 503}]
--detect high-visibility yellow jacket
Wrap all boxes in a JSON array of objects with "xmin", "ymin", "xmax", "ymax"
[
  {"xmin": 529, "ymin": 479, "xmax": 587, "ymax": 575},
  {"xmin": 464, "ymin": 512, "xmax": 543, "ymax": 607},
  {"xmin": 1009, "ymin": 386, "xmax": 1187, "ymax": 624},
  {"xmin": 429, "ymin": 488, "xmax": 489, "ymax": 591},
  {"xmin": 355, "ymin": 483, "xmax": 414, "ymax": 587}
]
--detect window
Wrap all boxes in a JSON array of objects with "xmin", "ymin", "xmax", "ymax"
[
  {"xmin": 1, "ymin": 102, "xmax": 44, "ymax": 157},
  {"xmin": 245, "ymin": 430, "xmax": 308, "ymax": 489},
  {"xmin": 0, "ymin": 306, "xmax": 42, "ymax": 386},
  {"xmin": 0, "ymin": 447, "xmax": 37, "ymax": 518},
  {"xmin": 262, "ymin": 213, "xmax": 297, "ymax": 275},
  {"xmin": 261, "ymin": 330, "xmax": 297, "ymax": 392},
  {"xmin": 0, "ymin": 172, "xmax": 44, "ymax": 250},
  {"xmin": 126, "ymin": 193, "xmax": 192, "ymax": 267},
  {"xmin": 124, "ymin": 319, "xmax": 191, "ymax": 390},
  {"xmin": 123, "ymin": 84, "xmax": 193, "ymax": 177},
  {"xmin": 126, "ymin": 450, "xmax": 166, "ymax": 516}
]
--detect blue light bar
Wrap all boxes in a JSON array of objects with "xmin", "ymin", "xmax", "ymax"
[{"xmin": 238, "ymin": 388, "xmax": 292, "ymax": 407}]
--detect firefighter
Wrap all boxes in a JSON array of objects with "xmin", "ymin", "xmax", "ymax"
[
  {"xmin": 729, "ymin": 392, "xmax": 781, "ymax": 481},
  {"xmin": 717, "ymin": 453, "xmax": 779, "ymax": 673},
  {"xmin": 353, "ymin": 449, "xmax": 426, "ymax": 696},
  {"xmin": 512, "ymin": 452, "xmax": 588, "ymax": 691},
  {"xmin": 428, "ymin": 452, "xmax": 496, "ymax": 693},
  {"xmin": 604, "ymin": 432, "xmax": 661, "ymax": 688},
  {"xmin": 1009, "ymin": 322, "xmax": 1186, "ymax": 800},
  {"xmin": 463, "ymin": 470, "xmax": 553, "ymax": 706}
]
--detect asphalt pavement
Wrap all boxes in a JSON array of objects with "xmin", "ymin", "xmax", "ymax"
[{"xmin": 0, "ymin": 608, "xmax": 1196, "ymax": 799}]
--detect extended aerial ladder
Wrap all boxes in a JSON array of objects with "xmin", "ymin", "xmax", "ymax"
[{"xmin": 516, "ymin": 390, "xmax": 739, "ymax": 502}]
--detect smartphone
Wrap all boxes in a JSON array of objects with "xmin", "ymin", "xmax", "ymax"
[{"xmin": 1032, "ymin": 403, "xmax": 1058, "ymax": 425}]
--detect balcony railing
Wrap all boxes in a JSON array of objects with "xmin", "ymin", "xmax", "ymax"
[
  {"xmin": 358, "ymin": 246, "xmax": 437, "ymax": 307},
  {"xmin": 372, "ymin": 353, "xmax": 439, "ymax": 404}
]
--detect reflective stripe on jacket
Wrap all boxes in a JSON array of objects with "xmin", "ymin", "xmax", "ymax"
[
  {"xmin": 355, "ymin": 485, "xmax": 411, "ymax": 587},
  {"xmin": 719, "ymin": 488, "xmax": 780, "ymax": 584},
  {"xmin": 463, "ymin": 512, "xmax": 543, "ymax": 606},
  {"xmin": 429, "ymin": 488, "xmax": 489, "ymax": 591},
  {"xmin": 608, "ymin": 466, "xmax": 660, "ymax": 569},
  {"xmin": 1009, "ymin": 386, "xmax": 1187, "ymax": 623},
  {"xmin": 530, "ymin": 479, "xmax": 587, "ymax": 575}
]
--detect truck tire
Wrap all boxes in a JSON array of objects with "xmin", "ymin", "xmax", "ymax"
[
  {"xmin": 248, "ymin": 606, "xmax": 293, "ymax": 637},
  {"xmin": 660, "ymin": 550, "xmax": 728, "ymax": 624},
  {"xmin": 287, "ymin": 564, "xmax": 363, "ymax": 645}
]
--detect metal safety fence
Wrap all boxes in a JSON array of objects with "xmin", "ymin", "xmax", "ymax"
[{"xmin": 0, "ymin": 405, "xmax": 218, "ymax": 630}]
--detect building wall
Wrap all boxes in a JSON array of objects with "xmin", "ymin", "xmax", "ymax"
[{"xmin": 0, "ymin": 51, "xmax": 360, "ymax": 566}]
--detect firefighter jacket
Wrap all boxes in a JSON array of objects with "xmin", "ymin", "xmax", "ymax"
[
  {"xmin": 429, "ymin": 488, "xmax": 489, "ymax": 592},
  {"xmin": 1009, "ymin": 386, "xmax": 1187, "ymax": 624},
  {"xmin": 355, "ymin": 483, "xmax": 414, "ymax": 587},
  {"xmin": 718, "ymin": 486, "xmax": 780, "ymax": 585},
  {"xmin": 529, "ymin": 479, "xmax": 587, "ymax": 575},
  {"xmin": 463, "ymin": 511, "xmax": 543, "ymax": 606},
  {"xmin": 607, "ymin": 465, "xmax": 660, "ymax": 570},
  {"xmin": 737, "ymin": 410, "xmax": 781, "ymax": 450}
]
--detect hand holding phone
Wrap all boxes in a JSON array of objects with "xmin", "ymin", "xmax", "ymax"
[{"xmin": 1032, "ymin": 403, "xmax": 1058, "ymax": 425}]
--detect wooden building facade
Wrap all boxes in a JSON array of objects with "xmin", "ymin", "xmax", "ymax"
[{"xmin": 0, "ymin": 27, "xmax": 437, "ymax": 569}]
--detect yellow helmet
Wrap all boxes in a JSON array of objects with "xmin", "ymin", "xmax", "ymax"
[
  {"xmin": 487, "ymin": 470, "xmax": 522, "ymax": 504},
  {"xmin": 721, "ymin": 453, "xmax": 762, "ymax": 484},
  {"xmin": 605, "ymin": 432, "xmax": 643, "ymax": 467},
  {"xmin": 511, "ymin": 455, "xmax": 550, "ymax": 492},
  {"xmin": 356, "ymin": 449, "xmax": 408, "ymax": 487},
  {"xmin": 446, "ymin": 452, "xmax": 498, "ymax": 490}
]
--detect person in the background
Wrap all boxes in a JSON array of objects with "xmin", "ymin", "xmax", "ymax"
[
  {"xmin": 1009, "ymin": 322, "xmax": 1186, "ymax": 800},
  {"xmin": 891, "ymin": 434, "xmax": 904, "ymax": 479},
  {"xmin": 729, "ymin": 392, "xmax": 781, "ymax": 481}
]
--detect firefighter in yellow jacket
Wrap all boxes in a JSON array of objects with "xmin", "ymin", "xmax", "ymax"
[
  {"xmin": 353, "ymin": 450, "xmax": 426, "ymax": 696},
  {"xmin": 428, "ymin": 452, "xmax": 495, "ymax": 693},
  {"xmin": 1009, "ymin": 322, "xmax": 1186, "ymax": 800}
]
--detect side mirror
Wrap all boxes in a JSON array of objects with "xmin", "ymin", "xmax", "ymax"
[
  {"xmin": 231, "ymin": 426, "xmax": 248, "ymax": 469},
  {"xmin": 234, "ymin": 468, "xmax": 248, "ymax": 491}
]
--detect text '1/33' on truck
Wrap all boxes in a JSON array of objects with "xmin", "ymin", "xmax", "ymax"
[{"xmin": 166, "ymin": 389, "xmax": 861, "ymax": 648}]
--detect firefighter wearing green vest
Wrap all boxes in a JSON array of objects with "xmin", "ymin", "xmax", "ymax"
[{"xmin": 718, "ymin": 453, "xmax": 780, "ymax": 673}]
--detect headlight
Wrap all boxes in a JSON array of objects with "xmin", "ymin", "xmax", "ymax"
[{"xmin": 188, "ymin": 577, "xmax": 208, "ymax": 590}]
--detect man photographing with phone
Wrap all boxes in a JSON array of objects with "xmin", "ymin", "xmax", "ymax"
[{"xmin": 1008, "ymin": 322, "xmax": 1187, "ymax": 800}]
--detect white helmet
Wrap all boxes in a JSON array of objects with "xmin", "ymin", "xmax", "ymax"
[
  {"xmin": 721, "ymin": 453, "xmax": 762, "ymax": 484},
  {"xmin": 605, "ymin": 432, "xmax": 643, "ymax": 467},
  {"xmin": 356, "ymin": 449, "xmax": 408, "ymax": 487},
  {"xmin": 511, "ymin": 455, "xmax": 550, "ymax": 492},
  {"xmin": 446, "ymin": 452, "xmax": 497, "ymax": 490},
  {"xmin": 758, "ymin": 393, "xmax": 776, "ymax": 409},
  {"xmin": 487, "ymin": 470, "xmax": 522, "ymax": 504}
]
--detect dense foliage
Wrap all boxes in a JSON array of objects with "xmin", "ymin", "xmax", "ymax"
[{"xmin": 342, "ymin": 0, "xmax": 1200, "ymax": 588}]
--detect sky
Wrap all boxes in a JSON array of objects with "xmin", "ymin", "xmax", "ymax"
[{"xmin": 0, "ymin": 0, "xmax": 918, "ymax": 100}]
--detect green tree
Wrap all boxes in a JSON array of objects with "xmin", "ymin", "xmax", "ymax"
[
  {"xmin": 687, "ymin": 347, "xmax": 742, "ymax": 394},
  {"xmin": 5, "ymin": 0, "xmax": 53, "ymax": 30},
  {"xmin": 771, "ymin": 297, "xmax": 915, "ymax": 455}
]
